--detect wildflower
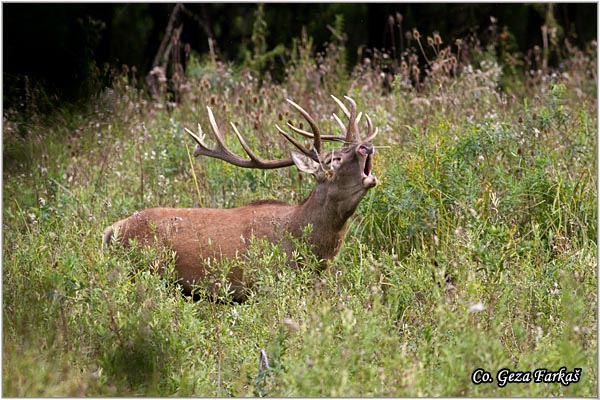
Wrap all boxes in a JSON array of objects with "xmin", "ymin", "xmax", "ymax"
[
  {"xmin": 433, "ymin": 32, "xmax": 443, "ymax": 45},
  {"xmin": 427, "ymin": 36, "xmax": 434, "ymax": 46},
  {"xmin": 468, "ymin": 302, "xmax": 485, "ymax": 313}
]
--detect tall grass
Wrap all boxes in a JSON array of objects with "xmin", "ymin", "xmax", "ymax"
[{"xmin": 2, "ymin": 25, "xmax": 597, "ymax": 396}]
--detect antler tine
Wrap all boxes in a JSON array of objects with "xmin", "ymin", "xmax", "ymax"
[
  {"xmin": 185, "ymin": 106, "xmax": 295, "ymax": 169},
  {"xmin": 355, "ymin": 112, "xmax": 363, "ymax": 129},
  {"xmin": 286, "ymin": 99, "xmax": 322, "ymax": 154},
  {"xmin": 331, "ymin": 95, "xmax": 358, "ymax": 144},
  {"xmin": 285, "ymin": 122, "xmax": 316, "ymax": 139},
  {"xmin": 207, "ymin": 106, "xmax": 236, "ymax": 156},
  {"xmin": 343, "ymin": 96, "xmax": 358, "ymax": 143},
  {"xmin": 275, "ymin": 125, "xmax": 319, "ymax": 161},
  {"xmin": 184, "ymin": 123, "xmax": 209, "ymax": 157},
  {"xmin": 330, "ymin": 95, "xmax": 350, "ymax": 118},
  {"xmin": 363, "ymin": 113, "xmax": 379, "ymax": 142},
  {"xmin": 287, "ymin": 121, "xmax": 347, "ymax": 143},
  {"xmin": 332, "ymin": 113, "xmax": 346, "ymax": 132},
  {"xmin": 230, "ymin": 122, "xmax": 271, "ymax": 164}
]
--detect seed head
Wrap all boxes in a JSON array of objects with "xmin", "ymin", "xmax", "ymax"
[
  {"xmin": 433, "ymin": 32, "xmax": 442, "ymax": 45},
  {"xmin": 396, "ymin": 12, "xmax": 403, "ymax": 24},
  {"xmin": 455, "ymin": 38, "xmax": 463, "ymax": 47},
  {"xmin": 388, "ymin": 15, "xmax": 395, "ymax": 26},
  {"xmin": 412, "ymin": 65, "xmax": 420, "ymax": 77},
  {"xmin": 412, "ymin": 28, "xmax": 420, "ymax": 40},
  {"xmin": 427, "ymin": 36, "xmax": 434, "ymax": 46}
]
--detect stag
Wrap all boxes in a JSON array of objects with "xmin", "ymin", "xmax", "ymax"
[{"xmin": 103, "ymin": 96, "xmax": 378, "ymax": 301}]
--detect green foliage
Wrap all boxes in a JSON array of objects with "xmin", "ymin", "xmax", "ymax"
[
  {"xmin": 3, "ymin": 26, "xmax": 597, "ymax": 397},
  {"xmin": 241, "ymin": 4, "xmax": 286, "ymax": 78}
]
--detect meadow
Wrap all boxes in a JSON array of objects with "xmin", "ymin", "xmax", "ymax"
[{"xmin": 2, "ymin": 25, "xmax": 597, "ymax": 396}]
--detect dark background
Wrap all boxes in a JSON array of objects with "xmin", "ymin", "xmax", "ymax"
[{"xmin": 3, "ymin": 3, "xmax": 597, "ymax": 107}]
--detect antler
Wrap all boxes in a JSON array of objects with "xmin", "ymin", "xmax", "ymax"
[
  {"xmin": 331, "ymin": 95, "xmax": 379, "ymax": 145},
  {"xmin": 286, "ymin": 96, "xmax": 378, "ymax": 145},
  {"xmin": 185, "ymin": 106, "xmax": 318, "ymax": 169},
  {"xmin": 185, "ymin": 96, "xmax": 378, "ymax": 169}
]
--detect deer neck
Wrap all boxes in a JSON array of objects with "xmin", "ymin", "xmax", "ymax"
[
  {"xmin": 290, "ymin": 183, "xmax": 362, "ymax": 260},
  {"xmin": 299, "ymin": 184, "xmax": 356, "ymax": 228}
]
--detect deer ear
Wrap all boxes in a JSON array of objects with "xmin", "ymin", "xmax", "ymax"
[{"xmin": 290, "ymin": 151, "xmax": 321, "ymax": 175}]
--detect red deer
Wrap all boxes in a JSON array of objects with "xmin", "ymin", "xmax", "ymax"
[{"xmin": 103, "ymin": 96, "xmax": 378, "ymax": 301}]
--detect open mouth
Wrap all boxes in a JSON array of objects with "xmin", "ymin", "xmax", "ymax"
[
  {"xmin": 363, "ymin": 153, "xmax": 373, "ymax": 177},
  {"xmin": 360, "ymin": 152, "xmax": 377, "ymax": 188}
]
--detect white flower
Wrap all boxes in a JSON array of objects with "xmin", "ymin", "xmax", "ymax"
[{"xmin": 468, "ymin": 302, "xmax": 485, "ymax": 313}]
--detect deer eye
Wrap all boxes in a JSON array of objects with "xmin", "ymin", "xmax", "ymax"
[{"xmin": 329, "ymin": 156, "xmax": 342, "ymax": 169}]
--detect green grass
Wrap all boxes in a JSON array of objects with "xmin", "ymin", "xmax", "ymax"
[{"xmin": 2, "ymin": 31, "xmax": 597, "ymax": 396}]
